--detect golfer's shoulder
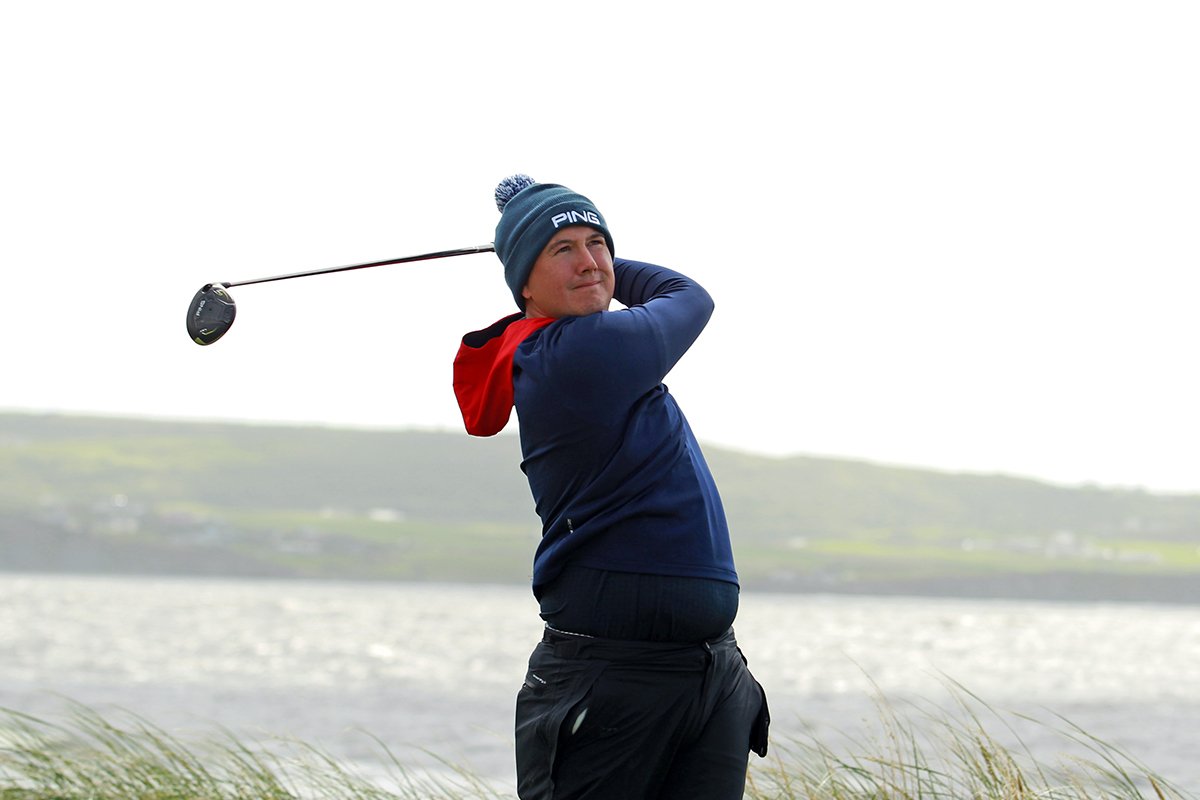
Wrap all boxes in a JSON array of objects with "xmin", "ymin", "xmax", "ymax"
[
  {"xmin": 524, "ymin": 312, "xmax": 632, "ymax": 358},
  {"xmin": 513, "ymin": 314, "xmax": 640, "ymax": 387}
]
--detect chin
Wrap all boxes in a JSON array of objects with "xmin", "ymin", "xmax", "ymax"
[{"xmin": 582, "ymin": 300, "xmax": 612, "ymax": 316}]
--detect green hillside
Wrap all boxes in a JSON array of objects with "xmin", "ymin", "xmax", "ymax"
[{"xmin": 2, "ymin": 412, "xmax": 1198, "ymax": 603}]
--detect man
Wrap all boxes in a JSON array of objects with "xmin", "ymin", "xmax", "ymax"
[{"xmin": 454, "ymin": 175, "xmax": 768, "ymax": 800}]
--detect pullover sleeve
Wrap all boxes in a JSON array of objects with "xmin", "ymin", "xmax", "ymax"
[
  {"xmin": 511, "ymin": 258, "xmax": 735, "ymax": 591},
  {"xmin": 527, "ymin": 259, "xmax": 713, "ymax": 413}
]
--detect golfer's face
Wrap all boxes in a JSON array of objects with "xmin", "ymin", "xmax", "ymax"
[{"xmin": 522, "ymin": 226, "xmax": 615, "ymax": 319}]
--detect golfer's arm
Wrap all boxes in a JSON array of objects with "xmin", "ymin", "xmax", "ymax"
[
  {"xmin": 553, "ymin": 259, "xmax": 703, "ymax": 393},
  {"xmin": 613, "ymin": 258, "xmax": 713, "ymax": 366}
]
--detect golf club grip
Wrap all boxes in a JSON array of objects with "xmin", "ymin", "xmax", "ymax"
[{"xmin": 225, "ymin": 244, "xmax": 496, "ymax": 288}]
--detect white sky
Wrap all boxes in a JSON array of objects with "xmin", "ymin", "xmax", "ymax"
[{"xmin": 3, "ymin": 1, "xmax": 1197, "ymax": 493}]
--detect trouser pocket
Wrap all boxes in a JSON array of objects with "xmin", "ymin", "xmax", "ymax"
[
  {"xmin": 737, "ymin": 645, "xmax": 770, "ymax": 758},
  {"xmin": 515, "ymin": 643, "xmax": 608, "ymax": 800},
  {"xmin": 749, "ymin": 679, "xmax": 770, "ymax": 757}
]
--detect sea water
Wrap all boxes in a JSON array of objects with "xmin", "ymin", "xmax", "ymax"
[{"xmin": 1, "ymin": 573, "xmax": 1197, "ymax": 791}]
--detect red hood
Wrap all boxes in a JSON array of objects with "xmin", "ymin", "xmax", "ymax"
[{"xmin": 453, "ymin": 313, "xmax": 556, "ymax": 436}]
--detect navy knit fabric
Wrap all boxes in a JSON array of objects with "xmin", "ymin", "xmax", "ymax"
[
  {"xmin": 510, "ymin": 259, "xmax": 737, "ymax": 594},
  {"xmin": 539, "ymin": 565, "xmax": 739, "ymax": 641}
]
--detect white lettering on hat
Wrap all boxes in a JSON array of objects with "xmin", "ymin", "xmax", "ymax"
[{"xmin": 550, "ymin": 210, "xmax": 601, "ymax": 228}]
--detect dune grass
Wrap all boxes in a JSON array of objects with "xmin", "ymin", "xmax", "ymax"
[
  {"xmin": 745, "ymin": 684, "xmax": 1191, "ymax": 800},
  {"xmin": 0, "ymin": 690, "xmax": 1192, "ymax": 800}
]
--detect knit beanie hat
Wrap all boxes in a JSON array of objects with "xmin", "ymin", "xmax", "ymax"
[{"xmin": 493, "ymin": 174, "xmax": 615, "ymax": 311}]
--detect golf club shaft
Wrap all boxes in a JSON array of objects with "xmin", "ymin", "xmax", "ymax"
[{"xmin": 217, "ymin": 244, "xmax": 496, "ymax": 289}]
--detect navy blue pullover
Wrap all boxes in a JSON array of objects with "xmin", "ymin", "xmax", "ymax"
[{"xmin": 454, "ymin": 259, "xmax": 737, "ymax": 596}]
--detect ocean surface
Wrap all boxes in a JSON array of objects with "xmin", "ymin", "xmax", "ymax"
[{"xmin": 2, "ymin": 573, "xmax": 1198, "ymax": 793}]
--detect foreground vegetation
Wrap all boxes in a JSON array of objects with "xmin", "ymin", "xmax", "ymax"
[{"xmin": 0, "ymin": 692, "xmax": 1191, "ymax": 800}]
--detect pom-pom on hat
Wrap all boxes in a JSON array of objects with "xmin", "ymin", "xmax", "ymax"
[{"xmin": 493, "ymin": 174, "xmax": 614, "ymax": 311}]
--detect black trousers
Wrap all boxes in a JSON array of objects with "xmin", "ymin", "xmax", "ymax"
[{"xmin": 515, "ymin": 627, "xmax": 769, "ymax": 800}]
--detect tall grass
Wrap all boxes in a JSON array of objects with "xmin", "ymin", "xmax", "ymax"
[
  {"xmin": 1, "ymin": 690, "xmax": 1192, "ymax": 800},
  {"xmin": 744, "ymin": 684, "xmax": 1192, "ymax": 800},
  {"xmin": 0, "ymin": 702, "xmax": 503, "ymax": 800}
]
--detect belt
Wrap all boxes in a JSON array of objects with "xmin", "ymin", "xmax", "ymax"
[{"xmin": 542, "ymin": 625, "xmax": 737, "ymax": 661}]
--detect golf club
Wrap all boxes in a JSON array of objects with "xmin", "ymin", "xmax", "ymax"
[{"xmin": 186, "ymin": 243, "xmax": 495, "ymax": 345}]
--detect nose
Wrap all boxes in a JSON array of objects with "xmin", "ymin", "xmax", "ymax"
[{"xmin": 576, "ymin": 247, "xmax": 598, "ymax": 272}]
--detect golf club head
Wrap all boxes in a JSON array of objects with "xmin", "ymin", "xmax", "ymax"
[{"xmin": 187, "ymin": 284, "xmax": 236, "ymax": 345}]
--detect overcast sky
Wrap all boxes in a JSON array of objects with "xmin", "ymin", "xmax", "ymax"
[{"xmin": 3, "ymin": 1, "xmax": 1197, "ymax": 493}]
